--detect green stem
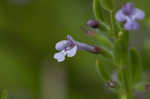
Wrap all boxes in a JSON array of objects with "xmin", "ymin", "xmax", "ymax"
[
  {"xmin": 119, "ymin": 67, "xmax": 134, "ymax": 99},
  {"xmin": 119, "ymin": 93, "xmax": 127, "ymax": 99},
  {"xmin": 110, "ymin": 11, "xmax": 115, "ymax": 32},
  {"xmin": 117, "ymin": 30, "xmax": 134, "ymax": 99}
]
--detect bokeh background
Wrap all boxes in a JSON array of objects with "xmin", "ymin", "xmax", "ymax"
[{"xmin": 0, "ymin": 0, "xmax": 150, "ymax": 99}]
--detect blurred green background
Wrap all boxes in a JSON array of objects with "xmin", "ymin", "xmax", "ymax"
[{"xmin": 0, "ymin": 0, "xmax": 150, "ymax": 99}]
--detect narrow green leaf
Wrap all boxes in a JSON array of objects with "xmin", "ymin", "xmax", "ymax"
[
  {"xmin": 129, "ymin": 48, "xmax": 143, "ymax": 85},
  {"xmin": 99, "ymin": 0, "xmax": 114, "ymax": 12},
  {"xmin": 93, "ymin": 0, "xmax": 104, "ymax": 22},
  {"xmin": 96, "ymin": 56, "xmax": 115, "ymax": 81},
  {"xmin": 1, "ymin": 89, "xmax": 8, "ymax": 99},
  {"xmin": 93, "ymin": 0, "xmax": 110, "ymax": 31},
  {"xmin": 94, "ymin": 33, "xmax": 113, "ymax": 49},
  {"xmin": 96, "ymin": 59, "xmax": 110, "ymax": 81}
]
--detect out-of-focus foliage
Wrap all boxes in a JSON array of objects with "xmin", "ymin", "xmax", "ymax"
[
  {"xmin": 0, "ymin": 0, "xmax": 149, "ymax": 99},
  {"xmin": 1, "ymin": 89, "xmax": 8, "ymax": 99}
]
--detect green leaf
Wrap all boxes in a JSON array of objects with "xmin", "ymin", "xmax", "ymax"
[
  {"xmin": 96, "ymin": 56, "xmax": 115, "ymax": 81},
  {"xmin": 1, "ymin": 89, "xmax": 8, "ymax": 99},
  {"xmin": 113, "ymin": 31, "xmax": 129, "ymax": 66},
  {"xmin": 93, "ymin": 0, "xmax": 104, "ymax": 22},
  {"xmin": 99, "ymin": 0, "xmax": 114, "ymax": 12},
  {"xmin": 93, "ymin": 0, "xmax": 110, "ymax": 31},
  {"xmin": 94, "ymin": 33, "xmax": 113, "ymax": 49},
  {"xmin": 129, "ymin": 48, "xmax": 143, "ymax": 85}
]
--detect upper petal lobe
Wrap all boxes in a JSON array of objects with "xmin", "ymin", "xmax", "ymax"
[{"xmin": 55, "ymin": 40, "xmax": 69, "ymax": 51}]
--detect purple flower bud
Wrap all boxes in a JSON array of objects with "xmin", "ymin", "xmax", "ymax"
[
  {"xmin": 87, "ymin": 20, "xmax": 99, "ymax": 28},
  {"xmin": 115, "ymin": 2, "xmax": 145, "ymax": 30}
]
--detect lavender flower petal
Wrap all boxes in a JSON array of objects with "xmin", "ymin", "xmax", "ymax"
[
  {"xmin": 54, "ymin": 50, "xmax": 66, "ymax": 62},
  {"xmin": 67, "ymin": 35, "xmax": 75, "ymax": 42},
  {"xmin": 67, "ymin": 45, "xmax": 78, "ymax": 57},
  {"xmin": 115, "ymin": 10, "xmax": 126, "ymax": 22},
  {"xmin": 124, "ymin": 20, "xmax": 139, "ymax": 30},
  {"xmin": 133, "ymin": 8, "xmax": 145, "ymax": 20},
  {"xmin": 122, "ymin": 3, "xmax": 134, "ymax": 15},
  {"xmin": 55, "ymin": 40, "xmax": 69, "ymax": 51}
]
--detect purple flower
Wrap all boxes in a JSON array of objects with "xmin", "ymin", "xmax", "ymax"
[
  {"xmin": 54, "ymin": 35, "xmax": 77, "ymax": 62},
  {"xmin": 54, "ymin": 35, "xmax": 101, "ymax": 62},
  {"xmin": 115, "ymin": 2, "xmax": 145, "ymax": 30}
]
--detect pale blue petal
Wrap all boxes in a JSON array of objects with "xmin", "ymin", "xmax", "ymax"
[
  {"xmin": 67, "ymin": 45, "xmax": 78, "ymax": 57},
  {"xmin": 66, "ymin": 35, "xmax": 75, "ymax": 42},
  {"xmin": 55, "ymin": 40, "xmax": 69, "ymax": 51},
  {"xmin": 53, "ymin": 51, "xmax": 67, "ymax": 62},
  {"xmin": 122, "ymin": 3, "xmax": 134, "ymax": 15},
  {"xmin": 134, "ymin": 8, "xmax": 145, "ymax": 20},
  {"xmin": 124, "ymin": 20, "xmax": 139, "ymax": 30},
  {"xmin": 115, "ymin": 10, "xmax": 126, "ymax": 22}
]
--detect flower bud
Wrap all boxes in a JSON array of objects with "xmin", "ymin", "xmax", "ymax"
[
  {"xmin": 145, "ymin": 84, "xmax": 150, "ymax": 91},
  {"xmin": 92, "ymin": 46, "xmax": 102, "ymax": 54},
  {"xmin": 87, "ymin": 20, "xmax": 99, "ymax": 28},
  {"xmin": 106, "ymin": 80, "xmax": 116, "ymax": 88}
]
